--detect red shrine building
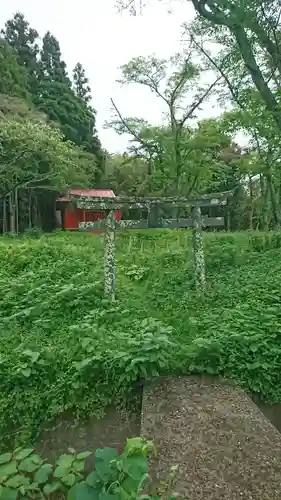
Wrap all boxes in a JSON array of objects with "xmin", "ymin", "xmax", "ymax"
[{"xmin": 56, "ymin": 189, "xmax": 121, "ymax": 231}]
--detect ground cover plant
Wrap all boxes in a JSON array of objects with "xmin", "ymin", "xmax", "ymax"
[
  {"xmin": 1, "ymin": 230, "xmax": 281, "ymax": 449},
  {"xmin": 0, "ymin": 438, "xmax": 178, "ymax": 500}
]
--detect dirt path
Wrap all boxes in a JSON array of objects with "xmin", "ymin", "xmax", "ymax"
[{"xmin": 141, "ymin": 376, "xmax": 281, "ymax": 499}]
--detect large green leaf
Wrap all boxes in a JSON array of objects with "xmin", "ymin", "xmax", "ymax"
[
  {"xmin": 99, "ymin": 494, "xmax": 120, "ymax": 500},
  {"xmin": 61, "ymin": 473, "xmax": 76, "ymax": 487},
  {"xmin": 94, "ymin": 447, "xmax": 119, "ymax": 483},
  {"xmin": 119, "ymin": 488, "xmax": 132, "ymax": 500},
  {"xmin": 74, "ymin": 358, "xmax": 92, "ymax": 370},
  {"xmin": 0, "ymin": 487, "xmax": 18, "ymax": 500},
  {"xmin": 121, "ymin": 476, "xmax": 142, "ymax": 493},
  {"xmin": 5, "ymin": 474, "xmax": 30, "ymax": 488},
  {"xmin": 34, "ymin": 464, "xmax": 53, "ymax": 484},
  {"xmin": 122, "ymin": 455, "xmax": 148, "ymax": 481},
  {"xmin": 53, "ymin": 466, "xmax": 70, "ymax": 478},
  {"xmin": 94, "ymin": 461, "xmax": 112, "ymax": 483},
  {"xmin": 67, "ymin": 481, "xmax": 99, "ymax": 500},
  {"xmin": 0, "ymin": 461, "xmax": 17, "ymax": 478},
  {"xmin": 72, "ymin": 460, "xmax": 85, "ymax": 472},
  {"xmin": 26, "ymin": 482, "xmax": 40, "ymax": 491},
  {"xmin": 21, "ymin": 367, "xmax": 31, "ymax": 377},
  {"xmin": 56, "ymin": 454, "xmax": 75, "ymax": 468},
  {"xmin": 94, "ymin": 448, "xmax": 119, "ymax": 463},
  {"xmin": 76, "ymin": 451, "xmax": 92, "ymax": 460},
  {"xmin": 30, "ymin": 454, "xmax": 42, "ymax": 465},
  {"xmin": 13, "ymin": 449, "xmax": 34, "ymax": 461},
  {"xmin": 85, "ymin": 471, "xmax": 99, "ymax": 487},
  {"xmin": 22, "ymin": 349, "xmax": 40, "ymax": 363},
  {"xmin": 18, "ymin": 458, "xmax": 40, "ymax": 473},
  {"xmin": 0, "ymin": 454, "xmax": 12, "ymax": 465},
  {"xmin": 43, "ymin": 481, "xmax": 61, "ymax": 494}
]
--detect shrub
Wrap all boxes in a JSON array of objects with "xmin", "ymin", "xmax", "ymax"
[{"xmin": 0, "ymin": 312, "xmax": 174, "ymax": 446}]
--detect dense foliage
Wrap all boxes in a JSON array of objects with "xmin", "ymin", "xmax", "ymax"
[{"xmin": 1, "ymin": 231, "xmax": 281, "ymax": 449}]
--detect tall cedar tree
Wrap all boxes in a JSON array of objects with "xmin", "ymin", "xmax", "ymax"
[
  {"xmin": 2, "ymin": 14, "xmax": 101, "ymax": 155},
  {"xmin": 37, "ymin": 32, "xmax": 102, "ymax": 158},
  {"xmin": 0, "ymin": 38, "xmax": 30, "ymax": 99},
  {"xmin": 1, "ymin": 12, "xmax": 39, "ymax": 95},
  {"xmin": 72, "ymin": 62, "xmax": 104, "ymax": 179},
  {"xmin": 2, "ymin": 13, "xmax": 103, "ymax": 183},
  {"xmin": 39, "ymin": 31, "xmax": 70, "ymax": 83},
  {"xmin": 73, "ymin": 62, "xmax": 91, "ymax": 103}
]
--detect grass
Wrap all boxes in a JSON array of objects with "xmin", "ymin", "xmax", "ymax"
[{"xmin": 1, "ymin": 229, "xmax": 281, "ymax": 447}]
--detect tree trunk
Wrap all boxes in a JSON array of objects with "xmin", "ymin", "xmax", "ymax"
[
  {"xmin": 2, "ymin": 198, "xmax": 7, "ymax": 233},
  {"xmin": 9, "ymin": 192, "xmax": 15, "ymax": 233},
  {"xmin": 190, "ymin": 1, "xmax": 281, "ymax": 133},
  {"xmin": 259, "ymin": 174, "xmax": 269, "ymax": 231},
  {"xmin": 232, "ymin": 26, "xmax": 281, "ymax": 132},
  {"xmin": 248, "ymin": 175, "xmax": 254, "ymax": 230},
  {"xmin": 265, "ymin": 170, "xmax": 280, "ymax": 229},
  {"xmin": 15, "ymin": 188, "xmax": 19, "ymax": 234}
]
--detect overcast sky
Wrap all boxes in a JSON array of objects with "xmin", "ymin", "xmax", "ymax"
[{"xmin": 1, "ymin": 0, "xmax": 242, "ymax": 153}]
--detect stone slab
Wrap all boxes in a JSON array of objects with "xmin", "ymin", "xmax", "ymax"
[{"xmin": 141, "ymin": 376, "xmax": 281, "ymax": 499}]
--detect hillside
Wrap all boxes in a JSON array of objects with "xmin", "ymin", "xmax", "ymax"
[{"xmin": 1, "ymin": 230, "xmax": 281, "ymax": 447}]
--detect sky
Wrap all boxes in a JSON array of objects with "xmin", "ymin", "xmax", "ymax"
[{"xmin": 0, "ymin": 0, "xmax": 243, "ymax": 153}]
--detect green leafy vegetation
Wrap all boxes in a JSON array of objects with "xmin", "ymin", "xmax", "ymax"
[
  {"xmin": 2, "ymin": 4, "xmax": 281, "ymax": 488},
  {"xmin": 1, "ymin": 230, "xmax": 281, "ymax": 449},
  {"xmin": 0, "ymin": 438, "xmax": 175, "ymax": 499}
]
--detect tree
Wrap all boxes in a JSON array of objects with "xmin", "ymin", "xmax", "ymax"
[
  {"xmin": 182, "ymin": 2, "xmax": 281, "ymax": 229},
  {"xmin": 114, "ymin": 0, "xmax": 281, "ymax": 229},
  {"xmin": 189, "ymin": 0, "xmax": 281, "ymax": 131},
  {"xmin": 0, "ymin": 93, "xmax": 46, "ymax": 122},
  {"xmin": 0, "ymin": 13, "xmax": 104, "ymax": 230},
  {"xmin": 107, "ymin": 115, "xmax": 234, "ymax": 199},
  {"xmin": 1, "ymin": 12, "xmax": 39, "ymax": 94},
  {"xmin": 106, "ymin": 54, "xmax": 221, "ymax": 195},
  {"xmin": 71, "ymin": 62, "xmax": 103, "ymax": 176},
  {"xmin": 221, "ymin": 101, "xmax": 281, "ymax": 229},
  {"xmin": 36, "ymin": 31, "xmax": 102, "ymax": 171},
  {"xmin": 0, "ymin": 117, "xmax": 92, "ymax": 232},
  {"xmin": 40, "ymin": 31, "xmax": 69, "ymax": 83},
  {"xmin": 116, "ymin": 0, "xmax": 281, "ymax": 129},
  {"xmin": 102, "ymin": 153, "xmax": 149, "ymax": 196},
  {"xmin": 0, "ymin": 120, "xmax": 85, "ymax": 194},
  {"xmin": 73, "ymin": 63, "xmax": 91, "ymax": 103},
  {"xmin": 0, "ymin": 38, "xmax": 29, "ymax": 100},
  {"xmin": 2, "ymin": 14, "xmax": 102, "ymax": 177}
]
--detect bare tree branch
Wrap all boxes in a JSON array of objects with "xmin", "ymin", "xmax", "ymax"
[
  {"xmin": 110, "ymin": 98, "xmax": 160, "ymax": 155},
  {"xmin": 1, "ymin": 172, "xmax": 62, "ymax": 199},
  {"xmin": 189, "ymin": 35, "xmax": 243, "ymax": 104},
  {"xmin": 179, "ymin": 75, "xmax": 222, "ymax": 128}
]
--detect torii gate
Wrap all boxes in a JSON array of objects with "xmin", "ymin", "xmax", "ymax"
[{"xmin": 69, "ymin": 191, "xmax": 232, "ymax": 300}]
